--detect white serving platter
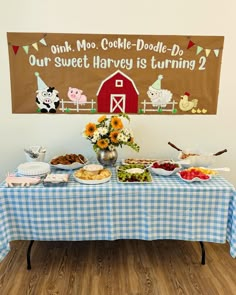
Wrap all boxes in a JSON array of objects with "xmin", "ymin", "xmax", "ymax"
[
  {"xmin": 121, "ymin": 158, "xmax": 159, "ymax": 166},
  {"xmin": 17, "ymin": 162, "xmax": 50, "ymax": 176},
  {"xmin": 50, "ymin": 157, "xmax": 88, "ymax": 170},
  {"xmin": 177, "ymin": 172, "xmax": 212, "ymax": 183},
  {"xmin": 73, "ymin": 173, "xmax": 111, "ymax": 185},
  {"xmin": 116, "ymin": 165, "xmax": 153, "ymax": 183}
]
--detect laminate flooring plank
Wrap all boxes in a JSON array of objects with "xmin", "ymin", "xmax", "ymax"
[{"xmin": 0, "ymin": 240, "xmax": 236, "ymax": 295}]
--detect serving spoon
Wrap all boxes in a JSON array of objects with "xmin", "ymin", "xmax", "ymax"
[{"xmin": 207, "ymin": 167, "xmax": 230, "ymax": 172}]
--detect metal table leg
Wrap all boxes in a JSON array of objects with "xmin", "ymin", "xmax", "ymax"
[
  {"xmin": 27, "ymin": 240, "xmax": 34, "ymax": 270},
  {"xmin": 199, "ymin": 241, "xmax": 205, "ymax": 265}
]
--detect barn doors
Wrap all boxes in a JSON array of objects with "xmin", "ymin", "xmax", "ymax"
[{"xmin": 110, "ymin": 94, "xmax": 126, "ymax": 113}]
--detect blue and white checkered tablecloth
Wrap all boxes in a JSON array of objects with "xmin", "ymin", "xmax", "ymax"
[{"xmin": 0, "ymin": 168, "xmax": 236, "ymax": 262}]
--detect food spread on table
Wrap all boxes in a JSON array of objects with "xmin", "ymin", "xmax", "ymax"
[
  {"xmin": 117, "ymin": 164, "xmax": 152, "ymax": 183},
  {"xmin": 10, "ymin": 139, "xmax": 229, "ymax": 188}
]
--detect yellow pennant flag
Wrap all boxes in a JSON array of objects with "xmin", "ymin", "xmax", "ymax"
[
  {"xmin": 205, "ymin": 49, "xmax": 211, "ymax": 57},
  {"xmin": 32, "ymin": 42, "xmax": 38, "ymax": 51}
]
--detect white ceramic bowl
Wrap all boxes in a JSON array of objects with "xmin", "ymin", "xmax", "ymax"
[
  {"xmin": 83, "ymin": 164, "xmax": 103, "ymax": 175},
  {"xmin": 25, "ymin": 151, "xmax": 46, "ymax": 162},
  {"xmin": 150, "ymin": 161, "xmax": 181, "ymax": 176},
  {"xmin": 178, "ymin": 152, "xmax": 215, "ymax": 167},
  {"xmin": 177, "ymin": 172, "xmax": 211, "ymax": 182}
]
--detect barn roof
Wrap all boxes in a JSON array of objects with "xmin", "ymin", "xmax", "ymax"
[{"xmin": 96, "ymin": 70, "xmax": 139, "ymax": 95}]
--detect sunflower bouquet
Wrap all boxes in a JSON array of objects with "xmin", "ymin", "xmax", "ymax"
[{"xmin": 83, "ymin": 113, "xmax": 140, "ymax": 153}]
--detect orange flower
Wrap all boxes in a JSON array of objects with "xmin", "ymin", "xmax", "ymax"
[
  {"xmin": 110, "ymin": 131, "xmax": 119, "ymax": 143},
  {"xmin": 97, "ymin": 139, "xmax": 109, "ymax": 149},
  {"xmin": 98, "ymin": 115, "xmax": 106, "ymax": 123},
  {"xmin": 85, "ymin": 123, "xmax": 97, "ymax": 137},
  {"xmin": 111, "ymin": 116, "xmax": 123, "ymax": 129}
]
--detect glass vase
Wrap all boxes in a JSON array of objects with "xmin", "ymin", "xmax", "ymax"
[{"xmin": 97, "ymin": 149, "xmax": 118, "ymax": 166}]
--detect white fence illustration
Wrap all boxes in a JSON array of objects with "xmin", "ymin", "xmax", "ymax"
[
  {"xmin": 141, "ymin": 99, "xmax": 178, "ymax": 113},
  {"xmin": 59, "ymin": 99, "xmax": 96, "ymax": 113}
]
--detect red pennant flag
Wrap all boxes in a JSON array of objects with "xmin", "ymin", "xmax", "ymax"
[
  {"xmin": 12, "ymin": 45, "xmax": 20, "ymax": 55},
  {"xmin": 187, "ymin": 40, "xmax": 195, "ymax": 49}
]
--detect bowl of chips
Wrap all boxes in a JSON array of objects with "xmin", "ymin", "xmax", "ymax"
[{"xmin": 73, "ymin": 167, "xmax": 111, "ymax": 184}]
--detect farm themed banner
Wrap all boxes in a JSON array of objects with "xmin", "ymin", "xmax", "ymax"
[{"xmin": 7, "ymin": 33, "xmax": 224, "ymax": 115}]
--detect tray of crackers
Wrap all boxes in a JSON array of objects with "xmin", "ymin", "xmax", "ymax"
[
  {"xmin": 50, "ymin": 153, "xmax": 88, "ymax": 170},
  {"xmin": 122, "ymin": 158, "xmax": 159, "ymax": 166}
]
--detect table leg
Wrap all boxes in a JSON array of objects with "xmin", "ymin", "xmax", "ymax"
[
  {"xmin": 199, "ymin": 241, "xmax": 205, "ymax": 265},
  {"xmin": 27, "ymin": 240, "xmax": 34, "ymax": 270}
]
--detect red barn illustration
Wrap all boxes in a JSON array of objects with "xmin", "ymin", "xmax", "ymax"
[{"xmin": 96, "ymin": 70, "xmax": 139, "ymax": 113}]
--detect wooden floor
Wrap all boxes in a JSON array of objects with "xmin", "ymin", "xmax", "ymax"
[{"xmin": 0, "ymin": 240, "xmax": 235, "ymax": 295}]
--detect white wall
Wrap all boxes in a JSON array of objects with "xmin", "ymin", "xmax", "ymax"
[{"xmin": 0, "ymin": 0, "xmax": 235, "ymax": 185}]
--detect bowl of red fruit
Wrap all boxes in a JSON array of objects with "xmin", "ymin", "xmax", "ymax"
[
  {"xmin": 177, "ymin": 168, "xmax": 211, "ymax": 182},
  {"xmin": 150, "ymin": 160, "xmax": 181, "ymax": 176}
]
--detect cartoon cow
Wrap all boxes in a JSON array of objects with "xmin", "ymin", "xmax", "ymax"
[
  {"xmin": 35, "ymin": 72, "xmax": 60, "ymax": 113},
  {"xmin": 36, "ymin": 86, "xmax": 60, "ymax": 113},
  {"xmin": 67, "ymin": 87, "xmax": 87, "ymax": 105}
]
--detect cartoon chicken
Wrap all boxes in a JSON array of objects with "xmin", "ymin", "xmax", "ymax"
[{"xmin": 179, "ymin": 92, "xmax": 198, "ymax": 112}]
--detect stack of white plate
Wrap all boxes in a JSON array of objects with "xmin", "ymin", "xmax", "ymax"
[{"xmin": 17, "ymin": 162, "xmax": 50, "ymax": 176}]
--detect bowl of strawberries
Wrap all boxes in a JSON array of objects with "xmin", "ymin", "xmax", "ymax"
[{"xmin": 150, "ymin": 160, "xmax": 181, "ymax": 176}]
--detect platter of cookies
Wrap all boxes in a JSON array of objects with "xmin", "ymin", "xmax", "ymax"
[
  {"xmin": 50, "ymin": 153, "xmax": 88, "ymax": 170},
  {"xmin": 73, "ymin": 165, "xmax": 112, "ymax": 184}
]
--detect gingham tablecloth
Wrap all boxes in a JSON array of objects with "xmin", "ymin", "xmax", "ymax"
[{"xmin": 0, "ymin": 168, "xmax": 236, "ymax": 262}]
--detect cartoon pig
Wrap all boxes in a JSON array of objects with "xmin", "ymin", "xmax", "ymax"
[{"xmin": 67, "ymin": 87, "xmax": 87, "ymax": 105}]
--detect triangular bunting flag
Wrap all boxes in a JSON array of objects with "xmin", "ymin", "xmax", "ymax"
[
  {"xmin": 32, "ymin": 42, "xmax": 38, "ymax": 51},
  {"xmin": 196, "ymin": 46, "xmax": 203, "ymax": 55},
  {"xmin": 39, "ymin": 38, "xmax": 47, "ymax": 46},
  {"xmin": 12, "ymin": 45, "xmax": 19, "ymax": 55},
  {"xmin": 187, "ymin": 40, "xmax": 195, "ymax": 49},
  {"xmin": 205, "ymin": 49, "xmax": 211, "ymax": 57},
  {"xmin": 23, "ymin": 45, "xmax": 29, "ymax": 54},
  {"xmin": 214, "ymin": 49, "xmax": 220, "ymax": 57}
]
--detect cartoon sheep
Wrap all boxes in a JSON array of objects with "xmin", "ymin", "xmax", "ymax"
[{"xmin": 147, "ymin": 75, "xmax": 173, "ymax": 108}]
